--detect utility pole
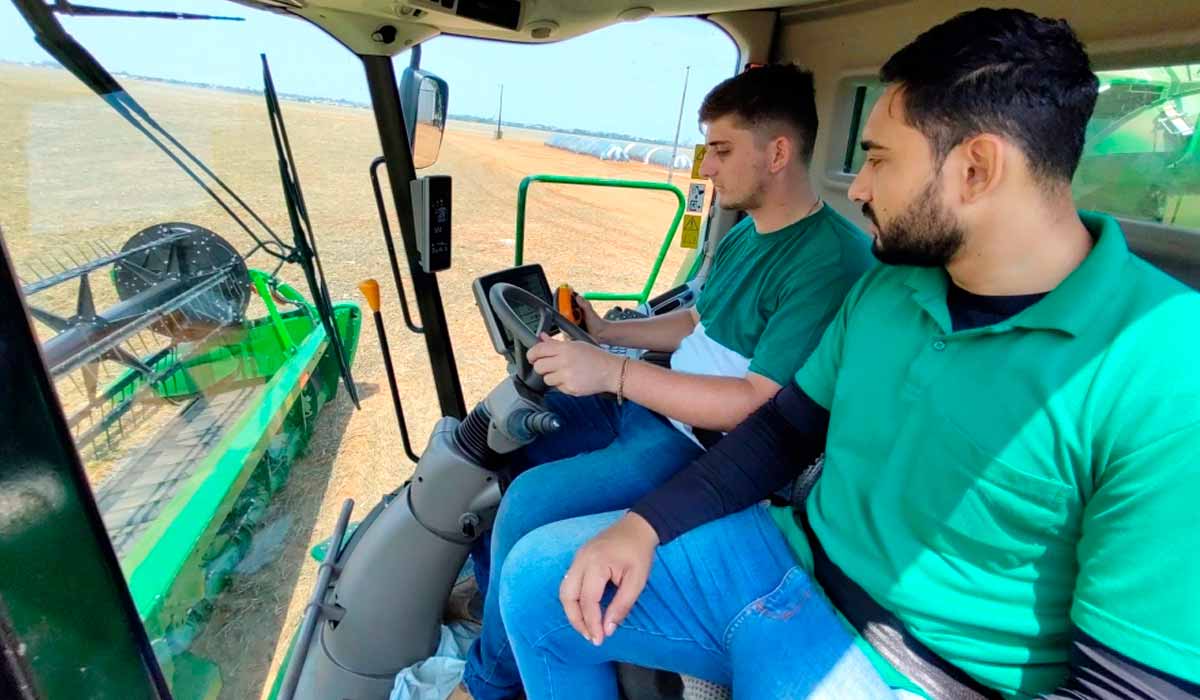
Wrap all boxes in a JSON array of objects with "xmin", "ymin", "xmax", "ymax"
[
  {"xmin": 495, "ymin": 84, "xmax": 504, "ymax": 140},
  {"xmin": 667, "ymin": 65, "xmax": 690, "ymax": 184}
]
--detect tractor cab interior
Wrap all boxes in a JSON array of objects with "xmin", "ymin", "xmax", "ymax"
[{"xmin": 0, "ymin": 1, "xmax": 1197, "ymax": 700}]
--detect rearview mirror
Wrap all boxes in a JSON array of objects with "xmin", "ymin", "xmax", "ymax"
[{"xmin": 400, "ymin": 67, "xmax": 449, "ymax": 169}]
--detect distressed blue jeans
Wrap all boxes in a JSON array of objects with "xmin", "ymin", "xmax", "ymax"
[
  {"xmin": 498, "ymin": 505, "xmax": 901, "ymax": 700},
  {"xmin": 463, "ymin": 392, "xmax": 704, "ymax": 700}
]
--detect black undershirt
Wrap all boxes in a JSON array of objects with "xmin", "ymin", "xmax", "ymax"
[
  {"xmin": 630, "ymin": 278, "xmax": 1198, "ymax": 698},
  {"xmin": 946, "ymin": 280, "xmax": 1048, "ymax": 332}
]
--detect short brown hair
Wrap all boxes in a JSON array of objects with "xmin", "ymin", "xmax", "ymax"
[{"xmin": 699, "ymin": 64, "xmax": 819, "ymax": 163}]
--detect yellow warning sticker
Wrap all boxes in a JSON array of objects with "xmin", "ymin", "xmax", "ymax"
[
  {"xmin": 690, "ymin": 145, "xmax": 707, "ymax": 179},
  {"xmin": 681, "ymin": 214, "xmax": 703, "ymax": 249}
]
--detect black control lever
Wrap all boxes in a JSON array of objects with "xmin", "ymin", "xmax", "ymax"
[
  {"xmin": 522, "ymin": 411, "xmax": 562, "ymax": 436},
  {"xmin": 359, "ymin": 279, "xmax": 421, "ymax": 464},
  {"xmin": 506, "ymin": 409, "xmax": 561, "ymax": 442},
  {"xmin": 369, "ymin": 156, "xmax": 423, "ymax": 335}
]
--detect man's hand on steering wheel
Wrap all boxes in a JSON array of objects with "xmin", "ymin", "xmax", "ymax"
[
  {"xmin": 574, "ymin": 294, "xmax": 609, "ymax": 341},
  {"xmin": 528, "ymin": 333, "xmax": 623, "ymax": 397},
  {"xmin": 488, "ymin": 282, "xmax": 600, "ymax": 393}
]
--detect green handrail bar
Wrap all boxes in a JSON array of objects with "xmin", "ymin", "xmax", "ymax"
[{"xmin": 515, "ymin": 174, "xmax": 689, "ymax": 305}]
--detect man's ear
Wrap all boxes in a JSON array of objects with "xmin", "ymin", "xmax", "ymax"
[
  {"xmin": 768, "ymin": 134, "xmax": 792, "ymax": 174},
  {"xmin": 957, "ymin": 134, "xmax": 1006, "ymax": 202}
]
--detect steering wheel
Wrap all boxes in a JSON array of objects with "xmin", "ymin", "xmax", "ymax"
[{"xmin": 488, "ymin": 282, "xmax": 599, "ymax": 393}]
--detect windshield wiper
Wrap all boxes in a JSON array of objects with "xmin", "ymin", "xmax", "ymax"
[
  {"xmin": 52, "ymin": 0, "xmax": 244, "ymax": 21},
  {"xmin": 12, "ymin": 0, "xmax": 291, "ymax": 260},
  {"xmin": 12, "ymin": 0, "xmax": 360, "ymax": 407},
  {"xmin": 261, "ymin": 54, "xmax": 361, "ymax": 409}
]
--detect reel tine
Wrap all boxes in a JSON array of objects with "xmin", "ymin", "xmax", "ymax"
[
  {"xmin": 221, "ymin": 276, "xmax": 240, "ymax": 322},
  {"xmin": 199, "ymin": 304, "xmax": 222, "ymax": 325},
  {"xmin": 82, "ymin": 363, "xmax": 99, "ymax": 401},
  {"xmin": 50, "ymin": 253, "xmax": 70, "ymax": 275},
  {"xmin": 32, "ymin": 259, "xmax": 53, "ymax": 281},
  {"xmin": 92, "ymin": 361, "xmax": 110, "ymax": 387},
  {"xmin": 176, "ymin": 303, "xmax": 198, "ymax": 324},
  {"xmin": 62, "ymin": 249, "xmax": 81, "ymax": 268},
  {"xmin": 66, "ymin": 373, "xmax": 84, "ymax": 400}
]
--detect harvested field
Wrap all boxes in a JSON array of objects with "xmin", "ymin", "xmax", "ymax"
[{"xmin": 1, "ymin": 63, "xmax": 704, "ymax": 699}]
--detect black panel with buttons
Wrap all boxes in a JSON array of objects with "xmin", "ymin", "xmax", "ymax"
[
  {"xmin": 410, "ymin": 175, "xmax": 453, "ymax": 273},
  {"xmin": 426, "ymin": 176, "xmax": 452, "ymax": 272}
]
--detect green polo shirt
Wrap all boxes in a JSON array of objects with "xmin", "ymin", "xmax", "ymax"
[
  {"xmin": 691, "ymin": 205, "xmax": 874, "ymax": 385},
  {"xmin": 772, "ymin": 212, "xmax": 1200, "ymax": 697}
]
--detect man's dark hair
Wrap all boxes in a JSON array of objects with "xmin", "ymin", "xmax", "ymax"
[
  {"xmin": 880, "ymin": 7, "xmax": 1098, "ymax": 183},
  {"xmin": 699, "ymin": 64, "xmax": 819, "ymax": 163}
]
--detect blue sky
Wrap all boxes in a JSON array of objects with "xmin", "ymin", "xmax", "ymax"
[{"xmin": 1, "ymin": 1, "xmax": 739, "ymax": 143}]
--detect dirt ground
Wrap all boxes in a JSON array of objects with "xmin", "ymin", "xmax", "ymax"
[{"xmin": 1, "ymin": 63, "xmax": 703, "ymax": 699}]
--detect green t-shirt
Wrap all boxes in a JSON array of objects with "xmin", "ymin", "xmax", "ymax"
[
  {"xmin": 774, "ymin": 212, "xmax": 1200, "ymax": 697},
  {"xmin": 684, "ymin": 205, "xmax": 874, "ymax": 386}
]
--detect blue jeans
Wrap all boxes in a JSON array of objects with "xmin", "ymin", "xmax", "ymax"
[
  {"xmin": 463, "ymin": 392, "xmax": 704, "ymax": 700},
  {"xmin": 498, "ymin": 505, "xmax": 900, "ymax": 700}
]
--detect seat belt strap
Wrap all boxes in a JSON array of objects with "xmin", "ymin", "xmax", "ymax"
[{"xmin": 799, "ymin": 510, "xmax": 1003, "ymax": 700}]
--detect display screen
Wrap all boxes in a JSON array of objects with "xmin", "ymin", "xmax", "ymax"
[
  {"xmin": 473, "ymin": 264, "xmax": 555, "ymax": 353},
  {"xmin": 509, "ymin": 286, "xmax": 546, "ymax": 336}
]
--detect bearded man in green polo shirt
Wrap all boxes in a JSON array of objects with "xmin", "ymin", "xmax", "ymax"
[{"xmin": 499, "ymin": 8, "xmax": 1200, "ymax": 700}]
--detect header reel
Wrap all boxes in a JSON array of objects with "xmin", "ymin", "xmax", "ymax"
[{"xmin": 20, "ymin": 223, "xmax": 256, "ymax": 457}]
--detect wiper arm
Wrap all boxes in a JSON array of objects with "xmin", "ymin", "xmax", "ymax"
[
  {"xmin": 52, "ymin": 0, "xmax": 244, "ymax": 21},
  {"xmin": 11, "ymin": 0, "xmax": 291, "ymax": 258},
  {"xmin": 261, "ymin": 54, "xmax": 361, "ymax": 409}
]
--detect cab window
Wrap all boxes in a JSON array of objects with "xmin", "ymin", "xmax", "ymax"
[{"xmin": 840, "ymin": 63, "xmax": 1200, "ymax": 230}]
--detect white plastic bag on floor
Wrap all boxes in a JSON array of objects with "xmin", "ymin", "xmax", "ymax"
[{"xmin": 389, "ymin": 621, "xmax": 482, "ymax": 700}]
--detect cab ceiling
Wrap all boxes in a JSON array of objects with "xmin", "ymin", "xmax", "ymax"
[{"xmin": 231, "ymin": 0, "xmax": 820, "ymax": 55}]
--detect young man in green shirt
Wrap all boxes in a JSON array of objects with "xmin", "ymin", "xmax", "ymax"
[
  {"xmin": 500, "ymin": 8, "xmax": 1200, "ymax": 699},
  {"xmin": 462, "ymin": 65, "xmax": 874, "ymax": 700}
]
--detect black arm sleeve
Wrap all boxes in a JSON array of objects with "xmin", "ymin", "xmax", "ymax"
[
  {"xmin": 631, "ymin": 381, "xmax": 829, "ymax": 544},
  {"xmin": 1042, "ymin": 628, "xmax": 1200, "ymax": 700}
]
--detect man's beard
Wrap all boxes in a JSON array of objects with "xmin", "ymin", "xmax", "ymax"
[
  {"xmin": 718, "ymin": 179, "xmax": 767, "ymax": 211},
  {"xmin": 865, "ymin": 177, "xmax": 965, "ymax": 267}
]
